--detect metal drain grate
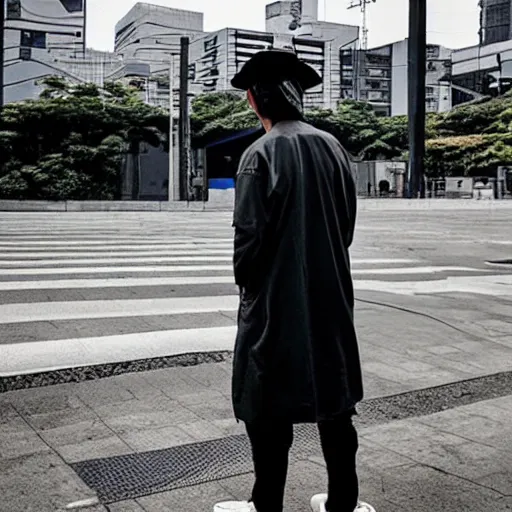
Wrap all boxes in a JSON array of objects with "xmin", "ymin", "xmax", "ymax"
[
  {"xmin": 72, "ymin": 425, "xmax": 320, "ymax": 504},
  {"xmin": 72, "ymin": 371, "xmax": 512, "ymax": 504}
]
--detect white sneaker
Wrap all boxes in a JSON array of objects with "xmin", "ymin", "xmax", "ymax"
[
  {"xmin": 311, "ymin": 494, "xmax": 376, "ymax": 512},
  {"xmin": 213, "ymin": 501, "xmax": 257, "ymax": 512}
]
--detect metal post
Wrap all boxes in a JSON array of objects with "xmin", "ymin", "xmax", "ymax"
[
  {"xmin": 0, "ymin": 0, "xmax": 5, "ymax": 109},
  {"xmin": 168, "ymin": 54, "xmax": 174, "ymax": 202},
  {"xmin": 407, "ymin": 0, "xmax": 427, "ymax": 199},
  {"xmin": 178, "ymin": 36, "xmax": 190, "ymax": 201}
]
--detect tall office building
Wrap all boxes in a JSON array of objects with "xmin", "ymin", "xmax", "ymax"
[
  {"xmin": 480, "ymin": 0, "xmax": 512, "ymax": 45},
  {"xmin": 3, "ymin": 0, "xmax": 86, "ymax": 102},
  {"xmin": 341, "ymin": 40, "xmax": 453, "ymax": 116}
]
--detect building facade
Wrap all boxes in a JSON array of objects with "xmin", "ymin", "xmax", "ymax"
[
  {"xmin": 111, "ymin": 3, "xmax": 206, "ymax": 108},
  {"xmin": 341, "ymin": 39, "xmax": 452, "ymax": 116},
  {"xmin": 480, "ymin": 0, "xmax": 512, "ymax": 45},
  {"xmin": 3, "ymin": 0, "xmax": 87, "ymax": 103},
  {"xmin": 451, "ymin": 38, "xmax": 512, "ymax": 105}
]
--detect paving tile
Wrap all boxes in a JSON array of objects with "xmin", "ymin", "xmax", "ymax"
[
  {"xmin": 96, "ymin": 399, "xmax": 201, "ymax": 433},
  {"xmin": 141, "ymin": 369, "xmax": 204, "ymax": 398},
  {"xmin": 4, "ymin": 387, "xmax": 82, "ymax": 416},
  {"xmin": 0, "ymin": 452, "xmax": 98, "ymax": 512},
  {"xmin": 177, "ymin": 389, "xmax": 227, "ymax": 407},
  {"xmin": 55, "ymin": 435, "xmax": 133, "ymax": 464},
  {"xmin": 25, "ymin": 406, "xmax": 98, "ymax": 431},
  {"xmin": 108, "ymin": 500, "xmax": 145, "ymax": 511},
  {"xmin": 212, "ymin": 418, "xmax": 245, "ymax": 437},
  {"xmin": 187, "ymin": 394, "xmax": 234, "ymax": 421},
  {"xmin": 136, "ymin": 482, "xmax": 235, "ymax": 512},
  {"xmin": 111, "ymin": 373, "xmax": 168, "ymax": 401},
  {"xmin": 418, "ymin": 409, "xmax": 512, "ymax": 454},
  {"xmin": 74, "ymin": 380, "xmax": 135, "ymax": 408},
  {"xmin": 0, "ymin": 403, "xmax": 19, "ymax": 423},
  {"xmin": 39, "ymin": 419, "xmax": 114, "ymax": 448},
  {"xmin": 120, "ymin": 425, "xmax": 196, "ymax": 452},
  {"xmin": 376, "ymin": 462, "xmax": 504, "ymax": 511},
  {"xmin": 179, "ymin": 419, "xmax": 225, "ymax": 442},
  {"xmin": 357, "ymin": 437, "xmax": 413, "ymax": 471},
  {"xmin": 181, "ymin": 363, "xmax": 231, "ymax": 391},
  {"xmin": 0, "ymin": 416, "xmax": 51, "ymax": 460}
]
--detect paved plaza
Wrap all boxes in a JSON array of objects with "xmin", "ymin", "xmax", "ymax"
[{"xmin": 0, "ymin": 201, "xmax": 511, "ymax": 511}]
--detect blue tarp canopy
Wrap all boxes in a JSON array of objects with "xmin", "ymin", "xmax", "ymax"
[
  {"xmin": 205, "ymin": 127, "xmax": 261, "ymax": 149},
  {"xmin": 209, "ymin": 178, "xmax": 235, "ymax": 190}
]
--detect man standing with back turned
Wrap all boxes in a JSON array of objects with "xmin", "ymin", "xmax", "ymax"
[{"xmin": 214, "ymin": 49, "xmax": 375, "ymax": 512}]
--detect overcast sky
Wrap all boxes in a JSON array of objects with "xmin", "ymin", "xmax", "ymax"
[{"xmin": 86, "ymin": 0, "xmax": 481, "ymax": 52}]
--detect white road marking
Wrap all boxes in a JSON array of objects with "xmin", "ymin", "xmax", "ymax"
[
  {"xmin": 0, "ymin": 276, "xmax": 236, "ymax": 291},
  {"xmin": 0, "ymin": 264, "xmax": 233, "ymax": 275},
  {"xmin": 0, "ymin": 326, "xmax": 237, "ymax": 376},
  {"xmin": 0, "ymin": 295, "xmax": 240, "ymax": 324},
  {"xmin": 355, "ymin": 274, "xmax": 512, "ymax": 296},
  {"xmin": 0, "ymin": 249, "xmax": 234, "ymax": 258},
  {"xmin": 0, "ymin": 256, "xmax": 234, "ymax": 267},
  {"xmin": 0, "ymin": 240, "xmax": 234, "ymax": 247}
]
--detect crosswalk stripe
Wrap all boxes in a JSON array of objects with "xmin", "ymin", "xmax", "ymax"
[
  {"xmin": 0, "ymin": 296, "xmax": 240, "ymax": 324},
  {"xmin": 0, "ymin": 249, "xmax": 235, "ymax": 258},
  {"xmin": 0, "ymin": 264, "xmax": 234, "ymax": 275},
  {"xmin": 0, "ymin": 264, "xmax": 484, "ymax": 277},
  {"xmin": 0, "ymin": 326, "xmax": 237, "ymax": 376},
  {"xmin": 0, "ymin": 211, "xmax": 505, "ymax": 378},
  {"xmin": 0, "ymin": 276, "xmax": 236, "ymax": 291},
  {"xmin": 0, "ymin": 256, "xmax": 235, "ymax": 267}
]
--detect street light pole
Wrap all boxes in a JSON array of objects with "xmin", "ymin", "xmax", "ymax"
[
  {"xmin": 168, "ymin": 54, "xmax": 175, "ymax": 202},
  {"xmin": 178, "ymin": 36, "xmax": 190, "ymax": 202},
  {"xmin": 0, "ymin": 0, "xmax": 5, "ymax": 109},
  {"xmin": 407, "ymin": 0, "xmax": 427, "ymax": 199}
]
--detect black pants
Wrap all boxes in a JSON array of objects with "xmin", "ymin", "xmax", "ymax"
[{"xmin": 245, "ymin": 411, "xmax": 359, "ymax": 512}]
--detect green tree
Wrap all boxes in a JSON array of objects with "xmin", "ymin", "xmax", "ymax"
[{"xmin": 0, "ymin": 78, "xmax": 169, "ymax": 200}]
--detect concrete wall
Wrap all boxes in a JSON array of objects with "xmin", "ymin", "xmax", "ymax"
[{"xmin": 391, "ymin": 40, "xmax": 408, "ymax": 116}]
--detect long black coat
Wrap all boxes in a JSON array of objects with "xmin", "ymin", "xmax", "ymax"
[{"xmin": 232, "ymin": 120, "xmax": 363, "ymax": 424}]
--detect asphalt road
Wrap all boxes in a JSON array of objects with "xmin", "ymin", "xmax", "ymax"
[{"xmin": 0, "ymin": 202, "xmax": 511, "ymax": 378}]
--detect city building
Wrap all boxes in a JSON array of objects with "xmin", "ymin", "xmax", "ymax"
[
  {"xmin": 480, "ymin": 0, "xmax": 512, "ymax": 45},
  {"xmin": 111, "ymin": 3, "xmax": 206, "ymax": 108},
  {"xmin": 53, "ymin": 49, "xmax": 122, "ymax": 85},
  {"xmin": 341, "ymin": 39, "xmax": 452, "ymax": 116},
  {"xmin": 3, "ymin": 0, "xmax": 87, "ymax": 103},
  {"xmin": 186, "ymin": 0, "xmax": 359, "ymax": 110},
  {"xmin": 451, "ymin": 38, "xmax": 512, "ymax": 105}
]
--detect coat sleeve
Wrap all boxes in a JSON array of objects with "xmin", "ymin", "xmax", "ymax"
[{"xmin": 232, "ymin": 149, "xmax": 270, "ymax": 290}]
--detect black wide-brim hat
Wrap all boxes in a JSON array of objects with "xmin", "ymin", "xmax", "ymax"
[{"xmin": 231, "ymin": 49, "xmax": 322, "ymax": 91}]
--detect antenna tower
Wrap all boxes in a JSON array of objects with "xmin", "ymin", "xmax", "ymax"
[{"xmin": 348, "ymin": 0, "xmax": 376, "ymax": 50}]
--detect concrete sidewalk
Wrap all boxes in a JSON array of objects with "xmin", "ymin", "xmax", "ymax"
[{"xmin": 1, "ymin": 300, "xmax": 512, "ymax": 512}]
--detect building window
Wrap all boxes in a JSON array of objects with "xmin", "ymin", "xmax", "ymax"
[
  {"xmin": 366, "ymin": 79, "xmax": 389, "ymax": 90},
  {"xmin": 20, "ymin": 30, "xmax": 46, "ymax": 49},
  {"xmin": 341, "ymin": 50, "xmax": 353, "ymax": 66},
  {"xmin": 59, "ymin": 0, "xmax": 83, "ymax": 13},
  {"xmin": 484, "ymin": 3, "xmax": 511, "ymax": 44},
  {"xmin": 365, "ymin": 54, "xmax": 391, "ymax": 67},
  {"xmin": 6, "ymin": 0, "xmax": 21, "ymax": 19},
  {"xmin": 426, "ymin": 45, "xmax": 440, "ymax": 59}
]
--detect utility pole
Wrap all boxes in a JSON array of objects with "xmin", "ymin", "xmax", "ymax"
[
  {"xmin": 168, "ymin": 54, "xmax": 175, "ymax": 202},
  {"xmin": 178, "ymin": 36, "xmax": 189, "ymax": 202},
  {"xmin": 0, "ymin": 0, "xmax": 5, "ymax": 109},
  {"xmin": 407, "ymin": 0, "xmax": 427, "ymax": 199},
  {"xmin": 348, "ymin": 0, "xmax": 376, "ymax": 50}
]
